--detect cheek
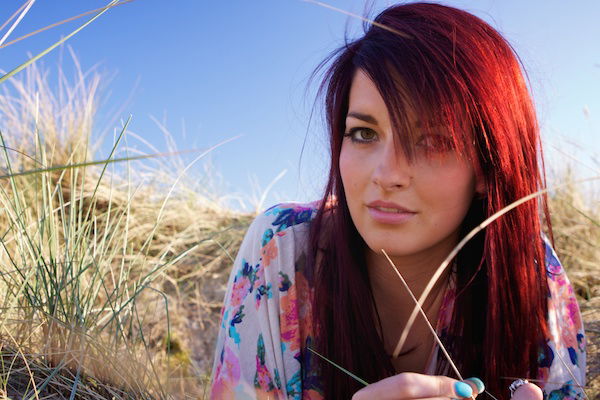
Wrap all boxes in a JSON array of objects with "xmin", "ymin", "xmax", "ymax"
[
  {"xmin": 420, "ymin": 162, "xmax": 476, "ymax": 215},
  {"xmin": 339, "ymin": 145, "xmax": 359, "ymax": 194},
  {"xmin": 339, "ymin": 146, "xmax": 367, "ymax": 217}
]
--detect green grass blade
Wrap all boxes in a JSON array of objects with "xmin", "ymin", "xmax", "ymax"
[
  {"xmin": 569, "ymin": 203, "xmax": 600, "ymax": 228},
  {"xmin": 0, "ymin": 0, "xmax": 120, "ymax": 85},
  {"xmin": 0, "ymin": 148, "xmax": 208, "ymax": 180},
  {"xmin": 306, "ymin": 347, "xmax": 369, "ymax": 386},
  {"xmin": 0, "ymin": 0, "xmax": 35, "ymax": 48}
]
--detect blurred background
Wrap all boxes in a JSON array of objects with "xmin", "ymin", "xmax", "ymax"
[{"xmin": 2, "ymin": 0, "xmax": 599, "ymax": 210}]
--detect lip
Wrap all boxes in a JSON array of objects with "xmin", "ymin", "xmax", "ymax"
[{"xmin": 366, "ymin": 200, "xmax": 417, "ymax": 224}]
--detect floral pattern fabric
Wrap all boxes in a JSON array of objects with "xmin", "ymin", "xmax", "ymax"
[{"xmin": 210, "ymin": 201, "xmax": 586, "ymax": 399}]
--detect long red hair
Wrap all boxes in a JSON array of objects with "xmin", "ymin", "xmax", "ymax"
[{"xmin": 307, "ymin": 3, "xmax": 551, "ymax": 399}]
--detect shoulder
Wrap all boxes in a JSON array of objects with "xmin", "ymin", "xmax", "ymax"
[
  {"xmin": 244, "ymin": 200, "xmax": 321, "ymax": 247},
  {"xmin": 232, "ymin": 200, "xmax": 321, "ymax": 278},
  {"xmin": 211, "ymin": 201, "xmax": 322, "ymax": 398},
  {"xmin": 539, "ymin": 236, "xmax": 587, "ymax": 396},
  {"xmin": 262, "ymin": 201, "xmax": 320, "ymax": 231},
  {"xmin": 542, "ymin": 234, "xmax": 565, "ymax": 276}
]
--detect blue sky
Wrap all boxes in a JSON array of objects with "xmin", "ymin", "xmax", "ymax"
[{"xmin": 2, "ymin": 0, "xmax": 599, "ymax": 211}]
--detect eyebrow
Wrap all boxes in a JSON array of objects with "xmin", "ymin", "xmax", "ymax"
[
  {"xmin": 347, "ymin": 111, "xmax": 422, "ymax": 128},
  {"xmin": 347, "ymin": 112, "xmax": 378, "ymax": 125}
]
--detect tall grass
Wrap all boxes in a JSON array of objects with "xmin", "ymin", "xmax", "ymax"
[
  {"xmin": 0, "ymin": 55, "xmax": 252, "ymax": 398},
  {"xmin": 547, "ymin": 163, "xmax": 600, "ymax": 398}
]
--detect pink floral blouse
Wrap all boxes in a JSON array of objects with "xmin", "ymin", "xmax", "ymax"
[{"xmin": 210, "ymin": 201, "xmax": 586, "ymax": 399}]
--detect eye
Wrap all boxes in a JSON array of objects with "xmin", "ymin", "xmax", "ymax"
[
  {"xmin": 416, "ymin": 134, "xmax": 455, "ymax": 153},
  {"xmin": 343, "ymin": 127, "xmax": 378, "ymax": 143}
]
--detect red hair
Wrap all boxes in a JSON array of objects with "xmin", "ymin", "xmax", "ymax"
[{"xmin": 307, "ymin": 3, "xmax": 551, "ymax": 399}]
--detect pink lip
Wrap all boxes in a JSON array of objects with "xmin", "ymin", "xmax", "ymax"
[
  {"xmin": 367, "ymin": 200, "xmax": 415, "ymax": 212},
  {"xmin": 366, "ymin": 200, "xmax": 417, "ymax": 224}
]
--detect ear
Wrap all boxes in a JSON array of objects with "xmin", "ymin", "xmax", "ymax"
[
  {"xmin": 475, "ymin": 182, "xmax": 486, "ymax": 198},
  {"xmin": 474, "ymin": 164, "xmax": 487, "ymax": 198}
]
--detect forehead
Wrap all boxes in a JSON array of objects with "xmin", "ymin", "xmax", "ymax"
[
  {"xmin": 347, "ymin": 69, "xmax": 472, "ymax": 134},
  {"xmin": 347, "ymin": 70, "xmax": 385, "ymax": 109},
  {"xmin": 347, "ymin": 69, "xmax": 421, "ymax": 127}
]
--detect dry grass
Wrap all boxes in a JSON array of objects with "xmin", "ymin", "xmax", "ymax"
[
  {"xmin": 0, "ymin": 57, "xmax": 597, "ymax": 399},
  {"xmin": 547, "ymin": 167, "xmax": 600, "ymax": 398},
  {"xmin": 0, "ymin": 58, "xmax": 253, "ymax": 398}
]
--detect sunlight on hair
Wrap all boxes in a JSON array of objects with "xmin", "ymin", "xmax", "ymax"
[{"xmin": 392, "ymin": 176, "xmax": 599, "ymax": 400}]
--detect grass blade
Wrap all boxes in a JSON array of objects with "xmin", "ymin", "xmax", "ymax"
[
  {"xmin": 0, "ymin": 0, "xmax": 35, "ymax": 47},
  {"xmin": 0, "ymin": 147, "xmax": 209, "ymax": 180},
  {"xmin": 0, "ymin": 0, "xmax": 136, "ymax": 50},
  {"xmin": 0, "ymin": 0, "xmax": 119, "ymax": 85},
  {"xmin": 0, "ymin": 0, "xmax": 30, "ymax": 33},
  {"xmin": 307, "ymin": 347, "xmax": 369, "ymax": 386}
]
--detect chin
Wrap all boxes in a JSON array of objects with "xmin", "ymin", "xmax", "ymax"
[{"xmin": 364, "ymin": 235, "xmax": 424, "ymax": 257}]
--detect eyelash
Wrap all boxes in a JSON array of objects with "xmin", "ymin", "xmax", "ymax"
[
  {"xmin": 342, "ymin": 127, "xmax": 377, "ymax": 143},
  {"xmin": 343, "ymin": 127, "xmax": 454, "ymax": 152}
]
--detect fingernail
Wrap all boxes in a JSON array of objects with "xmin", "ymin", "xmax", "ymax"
[
  {"xmin": 465, "ymin": 377, "xmax": 485, "ymax": 394},
  {"xmin": 454, "ymin": 381, "xmax": 473, "ymax": 398}
]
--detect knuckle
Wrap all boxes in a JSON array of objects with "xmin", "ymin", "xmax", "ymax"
[
  {"xmin": 394, "ymin": 373, "xmax": 416, "ymax": 397},
  {"xmin": 437, "ymin": 376, "xmax": 457, "ymax": 397},
  {"xmin": 438, "ymin": 378, "xmax": 445, "ymax": 397}
]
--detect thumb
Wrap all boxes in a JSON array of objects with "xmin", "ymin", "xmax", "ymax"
[{"xmin": 511, "ymin": 382, "xmax": 543, "ymax": 400}]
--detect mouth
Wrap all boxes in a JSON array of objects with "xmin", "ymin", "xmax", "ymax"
[
  {"xmin": 366, "ymin": 201, "xmax": 416, "ymax": 214},
  {"xmin": 369, "ymin": 206, "xmax": 411, "ymax": 213},
  {"xmin": 366, "ymin": 203, "xmax": 417, "ymax": 224}
]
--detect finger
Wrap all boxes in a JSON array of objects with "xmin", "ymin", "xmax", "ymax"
[
  {"xmin": 511, "ymin": 383, "xmax": 543, "ymax": 400},
  {"xmin": 464, "ymin": 377, "xmax": 485, "ymax": 395},
  {"xmin": 351, "ymin": 372, "xmax": 474, "ymax": 400}
]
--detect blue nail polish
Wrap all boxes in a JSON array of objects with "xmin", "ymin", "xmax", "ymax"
[
  {"xmin": 466, "ymin": 377, "xmax": 485, "ymax": 394},
  {"xmin": 454, "ymin": 381, "xmax": 473, "ymax": 398}
]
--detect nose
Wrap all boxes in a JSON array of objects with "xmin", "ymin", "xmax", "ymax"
[{"xmin": 371, "ymin": 139, "xmax": 412, "ymax": 190}]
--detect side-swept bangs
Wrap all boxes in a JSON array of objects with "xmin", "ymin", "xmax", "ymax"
[
  {"xmin": 309, "ymin": 3, "xmax": 550, "ymax": 399},
  {"xmin": 352, "ymin": 40, "xmax": 477, "ymax": 161}
]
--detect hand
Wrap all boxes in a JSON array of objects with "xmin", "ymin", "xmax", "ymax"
[
  {"xmin": 351, "ymin": 372, "xmax": 483, "ymax": 400},
  {"xmin": 510, "ymin": 382, "xmax": 543, "ymax": 400}
]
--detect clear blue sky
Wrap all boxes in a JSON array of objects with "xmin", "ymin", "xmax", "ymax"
[{"xmin": 2, "ymin": 0, "xmax": 599, "ymax": 211}]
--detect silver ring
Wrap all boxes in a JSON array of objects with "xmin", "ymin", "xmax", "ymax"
[{"xmin": 509, "ymin": 379, "xmax": 529, "ymax": 397}]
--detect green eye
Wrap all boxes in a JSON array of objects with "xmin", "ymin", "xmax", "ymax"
[{"xmin": 343, "ymin": 128, "xmax": 377, "ymax": 143}]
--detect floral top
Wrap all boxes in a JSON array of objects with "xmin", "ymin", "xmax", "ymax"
[{"xmin": 210, "ymin": 201, "xmax": 586, "ymax": 400}]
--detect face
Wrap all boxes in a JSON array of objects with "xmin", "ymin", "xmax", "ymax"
[{"xmin": 339, "ymin": 69, "xmax": 484, "ymax": 262}]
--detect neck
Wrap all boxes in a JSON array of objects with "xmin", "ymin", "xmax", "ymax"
[
  {"xmin": 366, "ymin": 239, "xmax": 456, "ymax": 303},
  {"xmin": 365, "ymin": 242, "xmax": 455, "ymax": 366}
]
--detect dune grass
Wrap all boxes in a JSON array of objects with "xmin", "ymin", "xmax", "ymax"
[{"xmin": 0, "ymin": 54, "xmax": 254, "ymax": 398}]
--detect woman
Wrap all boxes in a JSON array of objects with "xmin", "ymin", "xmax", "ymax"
[{"xmin": 210, "ymin": 3, "xmax": 586, "ymax": 399}]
